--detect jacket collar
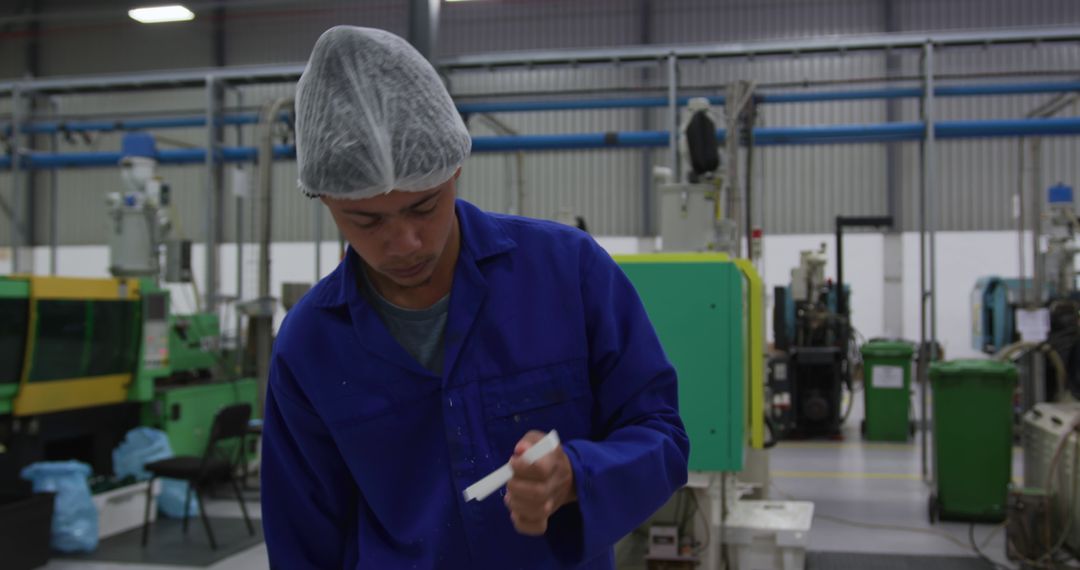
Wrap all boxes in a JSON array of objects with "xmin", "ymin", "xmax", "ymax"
[{"xmin": 309, "ymin": 199, "xmax": 516, "ymax": 309}]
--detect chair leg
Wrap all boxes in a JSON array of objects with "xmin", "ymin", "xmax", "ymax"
[
  {"xmin": 182, "ymin": 481, "xmax": 193, "ymax": 534},
  {"xmin": 194, "ymin": 486, "xmax": 218, "ymax": 550},
  {"xmin": 229, "ymin": 476, "xmax": 255, "ymax": 536},
  {"xmin": 141, "ymin": 476, "xmax": 156, "ymax": 547}
]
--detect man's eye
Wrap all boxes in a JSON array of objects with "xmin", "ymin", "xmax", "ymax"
[
  {"xmin": 413, "ymin": 204, "xmax": 437, "ymax": 216},
  {"xmin": 355, "ymin": 217, "xmax": 382, "ymax": 229}
]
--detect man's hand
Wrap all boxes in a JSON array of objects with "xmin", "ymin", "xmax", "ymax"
[{"xmin": 504, "ymin": 430, "xmax": 577, "ymax": 536}]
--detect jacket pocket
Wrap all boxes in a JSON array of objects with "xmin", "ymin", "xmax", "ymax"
[{"xmin": 480, "ymin": 359, "xmax": 592, "ymax": 456}]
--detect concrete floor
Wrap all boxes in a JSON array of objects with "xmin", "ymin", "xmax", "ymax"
[
  {"xmin": 770, "ymin": 385, "xmax": 1016, "ymax": 565},
  {"xmin": 39, "ymin": 386, "xmax": 1047, "ymax": 569},
  {"xmin": 42, "ymin": 499, "xmax": 268, "ymax": 570}
]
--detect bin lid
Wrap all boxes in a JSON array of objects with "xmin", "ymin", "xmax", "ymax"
[
  {"xmin": 860, "ymin": 341, "xmax": 914, "ymax": 359},
  {"xmin": 929, "ymin": 359, "xmax": 1017, "ymax": 381}
]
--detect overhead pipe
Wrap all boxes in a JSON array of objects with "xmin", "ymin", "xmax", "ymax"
[
  {"xmin": 7, "ymin": 116, "xmax": 1080, "ymax": 170},
  {"xmin": 1, "ymin": 111, "xmax": 288, "ymax": 136},
  {"xmin": 4, "ymin": 79, "xmax": 1080, "ymax": 137}
]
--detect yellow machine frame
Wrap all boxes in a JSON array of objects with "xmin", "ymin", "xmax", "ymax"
[{"xmin": 12, "ymin": 276, "xmax": 141, "ymax": 416}]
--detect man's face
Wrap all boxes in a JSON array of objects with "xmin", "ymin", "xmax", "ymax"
[{"xmin": 322, "ymin": 175, "xmax": 459, "ymax": 290}]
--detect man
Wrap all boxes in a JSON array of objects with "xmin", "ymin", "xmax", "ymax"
[{"xmin": 262, "ymin": 26, "xmax": 689, "ymax": 569}]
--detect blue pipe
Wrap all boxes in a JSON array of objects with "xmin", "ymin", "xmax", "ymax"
[
  {"xmin": 937, "ymin": 117, "xmax": 1080, "ymax": 138},
  {"xmin": 2, "ymin": 111, "xmax": 283, "ymax": 136},
  {"xmin": 936, "ymin": 81, "xmax": 1080, "ymax": 97},
  {"xmin": 470, "ymin": 130, "xmax": 670, "ymax": 152},
  {"xmin": 759, "ymin": 88, "xmax": 922, "ymax": 103},
  {"xmin": 6, "ymin": 117, "xmax": 1080, "ymax": 168},
  {"xmin": 8, "ymin": 144, "xmax": 296, "ymax": 168},
  {"xmin": 4, "ymin": 80, "xmax": 1078, "ymax": 137},
  {"xmin": 757, "ymin": 81, "xmax": 1080, "ymax": 103},
  {"xmin": 458, "ymin": 96, "xmax": 725, "ymax": 114},
  {"xmin": 752, "ymin": 122, "xmax": 923, "ymax": 145}
]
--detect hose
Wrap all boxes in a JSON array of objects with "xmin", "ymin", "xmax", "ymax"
[{"xmin": 994, "ymin": 341, "xmax": 1068, "ymax": 401}]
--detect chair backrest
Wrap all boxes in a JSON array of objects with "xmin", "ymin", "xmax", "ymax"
[{"xmin": 200, "ymin": 403, "xmax": 252, "ymax": 474}]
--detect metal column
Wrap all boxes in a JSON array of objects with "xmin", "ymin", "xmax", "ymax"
[
  {"xmin": 1027, "ymin": 137, "xmax": 1047, "ymax": 407},
  {"xmin": 667, "ymin": 54, "xmax": 679, "ymax": 182},
  {"xmin": 9, "ymin": 87, "xmax": 25, "ymax": 272},
  {"xmin": 408, "ymin": 0, "xmax": 440, "ymax": 60},
  {"xmin": 919, "ymin": 41, "xmax": 938, "ymax": 483},
  {"xmin": 254, "ymin": 97, "xmax": 294, "ymax": 412},
  {"xmin": 204, "ymin": 76, "xmax": 224, "ymax": 311},
  {"xmin": 638, "ymin": 0, "xmax": 655, "ymax": 237},
  {"xmin": 314, "ymin": 200, "xmax": 322, "ymax": 282},
  {"xmin": 883, "ymin": 0, "xmax": 904, "ymax": 339},
  {"xmin": 48, "ymin": 97, "xmax": 58, "ymax": 275},
  {"xmin": 233, "ymin": 88, "xmax": 246, "ymax": 374}
]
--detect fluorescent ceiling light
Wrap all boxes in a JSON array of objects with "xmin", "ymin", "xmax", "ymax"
[{"xmin": 128, "ymin": 5, "xmax": 195, "ymax": 24}]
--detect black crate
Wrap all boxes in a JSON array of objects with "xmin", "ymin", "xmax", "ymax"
[{"xmin": 0, "ymin": 491, "xmax": 55, "ymax": 570}]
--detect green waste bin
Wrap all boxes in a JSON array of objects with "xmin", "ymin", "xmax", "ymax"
[
  {"xmin": 928, "ymin": 359, "xmax": 1017, "ymax": 522},
  {"xmin": 860, "ymin": 341, "xmax": 915, "ymax": 441}
]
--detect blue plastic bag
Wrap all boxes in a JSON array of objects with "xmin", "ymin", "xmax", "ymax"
[
  {"xmin": 112, "ymin": 427, "xmax": 172, "ymax": 481},
  {"xmin": 112, "ymin": 427, "xmax": 199, "ymax": 518},
  {"xmin": 158, "ymin": 479, "xmax": 201, "ymax": 518},
  {"xmin": 20, "ymin": 461, "xmax": 99, "ymax": 553}
]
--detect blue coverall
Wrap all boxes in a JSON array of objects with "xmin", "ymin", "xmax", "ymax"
[{"xmin": 262, "ymin": 199, "xmax": 690, "ymax": 568}]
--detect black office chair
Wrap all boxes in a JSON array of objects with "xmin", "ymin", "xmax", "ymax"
[{"xmin": 141, "ymin": 403, "xmax": 256, "ymax": 550}]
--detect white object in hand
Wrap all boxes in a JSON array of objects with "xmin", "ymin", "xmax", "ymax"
[{"xmin": 462, "ymin": 430, "xmax": 561, "ymax": 502}]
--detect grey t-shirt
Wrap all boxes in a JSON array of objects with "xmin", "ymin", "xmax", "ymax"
[{"xmin": 360, "ymin": 270, "xmax": 449, "ymax": 374}]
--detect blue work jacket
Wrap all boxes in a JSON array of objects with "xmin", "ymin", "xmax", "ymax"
[{"xmin": 262, "ymin": 200, "xmax": 689, "ymax": 569}]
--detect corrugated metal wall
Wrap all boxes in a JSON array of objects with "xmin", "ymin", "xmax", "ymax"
[
  {"xmin": 225, "ymin": 2, "xmax": 407, "ymax": 66},
  {"xmin": 2, "ymin": 0, "xmax": 1080, "ymax": 247}
]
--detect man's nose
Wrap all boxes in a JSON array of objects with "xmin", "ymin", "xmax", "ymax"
[{"xmin": 385, "ymin": 219, "xmax": 422, "ymax": 257}]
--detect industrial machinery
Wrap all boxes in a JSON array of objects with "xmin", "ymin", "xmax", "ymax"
[
  {"xmin": 618, "ymin": 93, "xmax": 767, "ymax": 570},
  {"xmin": 770, "ymin": 244, "xmax": 850, "ymax": 438},
  {"xmin": 651, "ymin": 94, "xmax": 765, "ymax": 457},
  {"xmin": 0, "ymin": 133, "xmax": 257, "ymax": 488},
  {"xmin": 768, "ymin": 213, "xmax": 894, "ymax": 439},
  {"xmin": 1017, "ymin": 402, "xmax": 1080, "ymax": 563},
  {"xmin": 972, "ymin": 183, "xmax": 1080, "ymax": 404},
  {"xmin": 656, "ymin": 96, "xmax": 736, "ymax": 254}
]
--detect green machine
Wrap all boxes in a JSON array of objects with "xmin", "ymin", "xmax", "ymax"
[
  {"xmin": 0, "ymin": 274, "xmax": 257, "ymax": 486},
  {"xmin": 0, "ymin": 278, "xmax": 30, "ymax": 417},
  {"xmin": 0, "ymin": 134, "xmax": 258, "ymax": 486},
  {"xmin": 616, "ymin": 253, "xmax": 765, "ymax": 471},
  {"xmin": 131, "ymin": 279, "xmax": 259, "ymax": 457}
]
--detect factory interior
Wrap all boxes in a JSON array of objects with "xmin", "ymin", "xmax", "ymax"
[{"xmin": 2, "ymin": 1, "xmax": 1080, "ymax": 569}]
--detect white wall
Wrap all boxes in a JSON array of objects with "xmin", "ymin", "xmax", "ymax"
[
  {"xmin": 758, "ymin": 230, "xmax": 1037, "ymax": 360},
  {"xmin": 0, "ymin": 229, "xmax": 1044, "ymax": 360}
]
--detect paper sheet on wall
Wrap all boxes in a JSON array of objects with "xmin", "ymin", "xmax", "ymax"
[{"xmin": 1017, "ymin": 308, "xmax": 1050, "ymax": 342}]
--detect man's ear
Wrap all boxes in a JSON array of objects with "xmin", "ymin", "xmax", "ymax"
[{"xmin": 453, "ymin": 167, "xmax": 462, "ymax": 181}]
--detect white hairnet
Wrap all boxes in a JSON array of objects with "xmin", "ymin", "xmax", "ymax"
[{"xmin": 295, "ymin": 26, "xmax": 471, "ymax": 200}]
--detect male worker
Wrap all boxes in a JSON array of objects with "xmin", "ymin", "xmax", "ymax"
[{"xmin": 261, "ymin": 26, "xmax": 689, "ymax": 569}]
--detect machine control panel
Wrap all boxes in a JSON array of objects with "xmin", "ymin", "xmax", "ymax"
[{"xmin": 143, "ymin": 293, "xmax": 169, "ymax": 369}]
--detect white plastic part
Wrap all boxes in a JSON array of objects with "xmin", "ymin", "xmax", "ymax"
[
  {"xmin": 463, "ymin": 430, "xmax": 560, "ymax": 502},
  {"xmin": 724, "ymin": 500, "xmax": 814, "ymax": 570},
  {"xmin": 92, "ymin": 479, "xmax": 161, "ymax": 539}
]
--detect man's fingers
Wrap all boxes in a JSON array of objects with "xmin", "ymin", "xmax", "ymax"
[
  {"xmin": 508, "ymin": 453, "xmax": 557, "ymax": 481},
  {"xmin": 513, "ymin": 430, "xmax": 547, "ymax": 456},
  {"xmin": 510, "ymin": 511, "xmax": 547, "ymax": 536},
  {"xmin": 507, "ymin": 478, "xmax": 549, "ymax": 506},
  {"xmin": 506, "ymin": 489, "xmax": 554, "ymax": 516}
]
